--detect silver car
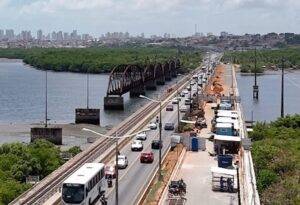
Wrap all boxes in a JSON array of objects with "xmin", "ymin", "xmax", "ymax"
[{"xmin": 117, "ymin": 155, "xmax": 128, "ymax": 169}]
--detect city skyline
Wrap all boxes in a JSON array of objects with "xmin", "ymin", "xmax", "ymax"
[{"xmin": 0, "ymin": 0, "xmax": 299, "ymax": 36}]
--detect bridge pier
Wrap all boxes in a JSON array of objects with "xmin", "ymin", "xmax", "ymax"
[
  {"xmin": 156, "ymin": 77, "xmax": 165, "ymax": 85},
  {"xmin": 104, "ymin": 96, "xmax": 124, "ymax": 110},
  {"xmin": 130, "ymin": 86, "xmax": 145, "ymax": 97},
  {"xmin": 171, "ymin": 70, "xmax": 177, "ymax": 78},
  {"xmin": 31, "ymin": 127, "xmax": 62, "ymax": 145},
  {"xmin": 75, "ymin": 108, "xmax": 100, "ymax": 125},
  {"xmin": 145, "ymin": 80, "xmax": 157, "ymax": 90},
  {"xmin": 165, "ymin": 75, "xmax": 172, "ymax": 81}
]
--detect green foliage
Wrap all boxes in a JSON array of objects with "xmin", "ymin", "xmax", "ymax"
[
  {"xmin": 0, "ymin": 47, "xmax": 202, "ymax": 73},
  {"xmin": 251, "ymin": 115, "xmax": 300, "ymax": 204},
  {"xmin": 67, "ymin": 146, "xmax": 82, "ymax": 157},
  {"xmin": 0, "ymin": 140, "xmax": 64, "ymax": 204},
  {"xmin": 222, "ymin": 48, "xmax": 300, "ymax": 73}
]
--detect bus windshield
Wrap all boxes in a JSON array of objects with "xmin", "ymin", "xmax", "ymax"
[{"xmin": 62, "ymin": 183, "xmax": 85, "ymax": 204}]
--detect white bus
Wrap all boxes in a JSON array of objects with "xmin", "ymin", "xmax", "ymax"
[{"xmin": 62, "ymin": 163, "xmax": 105, "ymax": 205}]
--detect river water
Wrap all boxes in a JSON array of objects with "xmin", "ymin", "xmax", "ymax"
[
  {"xmin": 236, "ymin": 70, "xmax": 300, "ymax": 122},
  {"xmin": 0, "ymin": 60, "xmax": 178, "ymax": 126},
  {"xmin": 1, "ymin": 60, "xmax": 299, "ymax": 126}
]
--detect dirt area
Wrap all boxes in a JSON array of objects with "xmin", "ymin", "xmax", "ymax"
[
  {"xmin": 205, "ymin": 64, "xmax": 229, "ymax": 96},
  {"xmin": 142, "ymin": 144, "xmax": 184, "ymax": 205}
]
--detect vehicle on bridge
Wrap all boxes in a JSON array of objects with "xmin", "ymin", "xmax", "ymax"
[
  {"xmin": 179, "ymin": 105, "xmax": 188, "ymax": 112},
  {"xmin": 136, "ymin": 131, "xmax": 147, "ymax": 141},
  {"xmin": 164, "ymin": 122, "xmax": 175, "ymax": 131},
  {"xmin": 166, "ymin": 104, "xmax": 174, "ymax": 111},
  {"xmin": 131, "ymin": 140, "xmax": 143, "ymax": 151},
  {"xmin": 117, "ymin": 155, "xmax": 128, "ymax": 169},
  {"xmin": 105, "ymin": 165, "xmax": 116, "ymax": 179},
  {"xmin": 151, "ymin": 140, "xmax": 162, "ymax": 149},
  {"xmin": 140, "ymin": 152, "xmax": 154, "ymax": 163},
  {"xmin": 62, "ymin": 163, "xmax": 105, "ymax": 205},
  {"xmin": 149, "ymin": 122, "xmax": 158, "ymax": 130}
]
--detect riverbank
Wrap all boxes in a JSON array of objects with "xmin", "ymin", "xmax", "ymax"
[
  {"xmin": 0, "ymin": 47, "xmax": 202, "ymax": 73},
  {"xmin": 0, "ymin": 123, "xmax": 110, "ymax": 150}
]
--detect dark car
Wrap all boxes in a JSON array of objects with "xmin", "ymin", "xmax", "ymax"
[
  {"xmin": 140, "ymin": 152, "xmax": 154, "ymax": 163},
  {"xmin": 164, "ymin": 122, "xmax": 175, "ymax": 130},
  {"xmin": 166, "ymin": 105, "xmax": 174, "ymax": 111},
  {"xmin": 151, "ymin": 140, "xmax": 162, "ymax": 149}
]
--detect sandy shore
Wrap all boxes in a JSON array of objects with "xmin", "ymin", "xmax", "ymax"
[{"xmin": 0, "ymin": 123, "xmax": 111, "ymax": 150}]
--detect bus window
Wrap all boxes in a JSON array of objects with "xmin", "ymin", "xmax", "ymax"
[{"xmin": 62, "ymin": 184, "xmax": 85, "ymax": 204}]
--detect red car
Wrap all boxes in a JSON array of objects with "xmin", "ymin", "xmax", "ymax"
[
  {"xmin": 140, "ymin": 152, "xmax": 154, "ymax": 163},
  {"xmin": 105, "ymin": 165, "xmax": 116, "ymax": 179}
]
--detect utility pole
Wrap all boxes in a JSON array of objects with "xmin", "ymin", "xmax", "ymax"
[
  {"xmin": 86, "ymin": 72, "xmax": 89, "ymax": 109},
  {"xmin": 253, "ymin": 48, "xmax": 259, "ymax": 99},
  {"xmin": 115, "ymin": 132, "xmax": 119, "ymax": 205},
  {"xmin": 177, "ymin": 86, "xmax": 180, "ymax": 131},
  {"xmin": 281, "ymin": 58, "xmax": 285, "ymax": 118},
  {"xmin": 189, "ymin": 81, "xmax": 192, "ymax": 113},
  {"xmin": 45, "ymin": 70, "xmax": 48, "ymax": 128},
  {"xmin": 158, "ymin": 102, "xmax": 163, "ymax": 180}
]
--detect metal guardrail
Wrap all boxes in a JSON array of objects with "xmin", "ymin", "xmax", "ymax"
[{"xmin": 231, "ymin": 64, "xmax": 260, "ymax": 205}]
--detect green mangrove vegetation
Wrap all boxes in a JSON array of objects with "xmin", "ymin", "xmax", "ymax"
[
  {"xmin": 222, "ymin": 48, "xmax": 300, "ymax": 73},
  {"xmin": 250, "ymin": 115, "xmax": 300, "ymax": 205},
  {"xmin": 0, "ymin": 47, "xmax": 202, "ymax": 73},
  {"xmin": 0, "ymin": 140, "xmax": 81, "ymax": 204}
]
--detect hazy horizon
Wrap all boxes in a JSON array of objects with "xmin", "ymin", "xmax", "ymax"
[{"xmin": 0, "ymin": 0, "xmax": 299, "ymax": 37}]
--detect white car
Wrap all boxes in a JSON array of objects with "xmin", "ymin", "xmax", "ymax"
[
  {"xmin": 180, "ymin": 105, "xmax": 188, "ymax": 112},
  {"xmin": 117, "ymin": 155, "xmax": 128, "ymax": 169},
  {"xmin": 149, "ymin": 122, "xmax": 157, "ymax": 130},
  {"xmin": 171, "ymin": 98, "xmax": 179, "ymax": 104},
  {"xmin": 183, "ymin": 89, "xmax": 189, "ymax": 95},
  {"xmin": 136, "ymin": 131, "xmax": 147, "ymax": 141},
  {"xmin": 131, "ymin": 140, "xmax": 143, "ymax": 151}
]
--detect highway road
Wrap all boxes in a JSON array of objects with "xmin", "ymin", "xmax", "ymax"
[
  {"xmin": 103, "ymin": 89, "xmax": 193, "ymax": 205},
  {"xmin": 97, "ymin": 54, "xmax": 221, "ymax": 205}
]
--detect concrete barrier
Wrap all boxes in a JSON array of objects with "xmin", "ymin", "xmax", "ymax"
[
  {"xmin": 75, "ymin": 108, "xmax": 100, "ymax": 125},
  {"xmin": 104, "ymin": 96, "xmax": 124, "ymax": 110},
  {"xmin": 30, "ymin": 127, "xmax": 62, "ymax": 145}
]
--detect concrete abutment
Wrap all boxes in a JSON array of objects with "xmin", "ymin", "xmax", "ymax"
[{"xmin": 104, "ymin": 96, "xmax": 124, "ymax": 110}]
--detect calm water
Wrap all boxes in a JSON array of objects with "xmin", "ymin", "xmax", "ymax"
[
  {"xmin": 237, "ymin": 71, "xmax": 300, "ymax": 122},
  {"xmin": 0, "ymin": 61, "xmax": 177, "ymax": 126}
]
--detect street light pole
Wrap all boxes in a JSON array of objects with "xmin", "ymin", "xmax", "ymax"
[
  {"xmin": 115, "ymin": 132, "xmax": 119, "ymax": 205},
  {"xmin": 177, "ymin": 95, "xmax": 180, "ymax": 132},
  {"xmin": 281, "ymin": 58, "xmax": 285, "ymax": 118},
  {"xmin": 189, "ymin": 81, "xmax": 192, "ymax": 113},
  {"xmin": 158, "ymin": 101, "xmax": 163, "ymax": 180},
  {"xmin": 87, "ymin": 72, "xmax": 89, "ymax": 109},
  {"xmin": 45, "ymin": 70, "xmax": 48, "ymax": 128}
]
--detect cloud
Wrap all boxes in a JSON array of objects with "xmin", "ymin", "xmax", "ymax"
[
  {"xmin": 0, "ymin": 0, "xmax": 9, "ymax": 8},
  {"xmin": 20, "ymin": 0, "xmax": 113, "ymax": 13}
]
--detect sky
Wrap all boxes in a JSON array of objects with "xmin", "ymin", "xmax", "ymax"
[{"xmin": 0, "ymin": 0, "xmax": 300, "ymax": 37}]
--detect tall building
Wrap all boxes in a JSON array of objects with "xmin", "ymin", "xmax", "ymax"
[
  {"xmin": 37, "ymin": 29, "xmax": 43, "ymax": 40},
  {"xmin": 0, "ymin": 29, "xmax": 4, "ymax": 40},
  {"xmin": 71, "ymin": 30, "xmax": 78, "ymax": 40},
  {"xmin": 57, "ymin": 31, "xmax": 63, "ymax": 41},
  {"xmin": 21, "ymin": 30, "xmax": 32, "ymax": 41},
  {"xmin": 5, "ymin": 29, "xmax": 14, "ymax": 40},
  {"xmin": 64, "ymin": 32, "xmax": 69, "ymax": 41},
  {"xmin": 51, "ymin": 31, "xmax": 57, "ymax": 41}
]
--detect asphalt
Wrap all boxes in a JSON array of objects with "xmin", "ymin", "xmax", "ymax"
[
  {"xmin": 159, "ymin": 62, "xmax": 238, "ymax": 205},
  {"xmin": 103, "ymin": 88, "xmax": 195, "ymax": 205},
  {"xmin": 93, "ymin": 54, "xmax": 220, "ymax": 205}
]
